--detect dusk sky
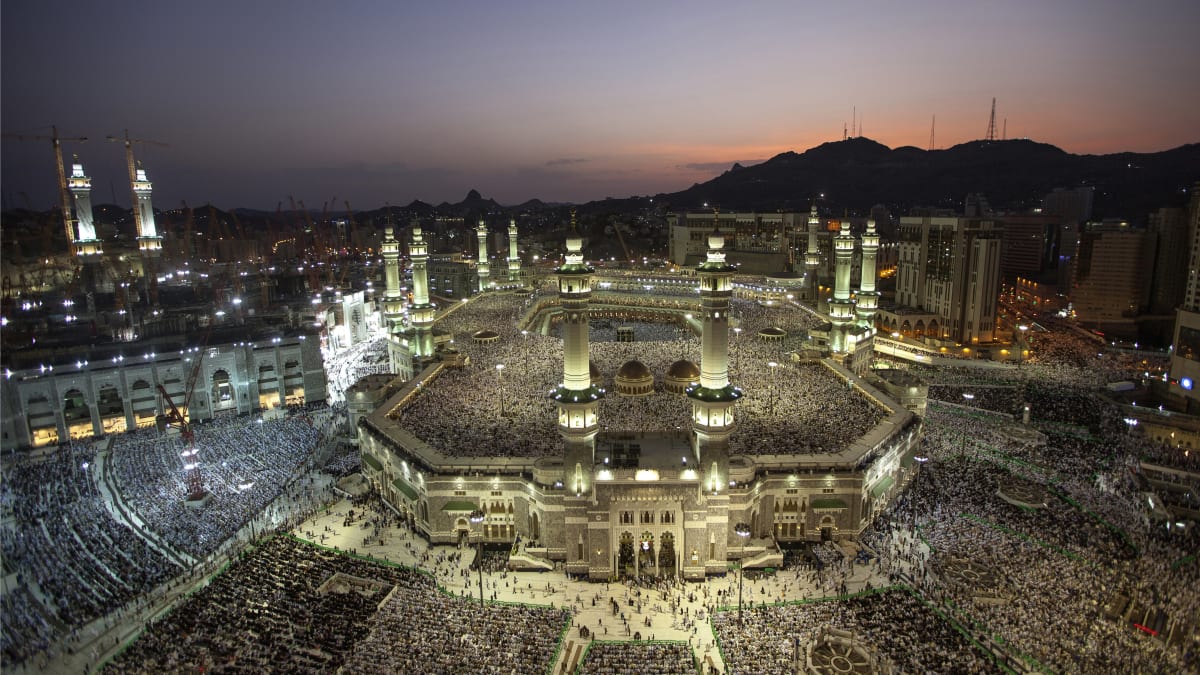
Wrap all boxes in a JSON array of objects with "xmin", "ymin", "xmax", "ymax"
[{"xmin": 3, "ymin": 1, "xmax": 1198, "ymax": 211}]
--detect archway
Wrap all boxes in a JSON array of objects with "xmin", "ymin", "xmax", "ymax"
[
  {"xmin": 659, "ymin": 532, "xmax": 677, "ymax": 578},
  {"xmin": 257, "ymin": 364, "xmax": 279, "ymax": 410},
  {"xmin": 211, "ymin": 369, "xmax": 235, "ymax": 412},
  {"xmin": 96, "ymin": 384, "xmax": 126, "ymax": 434},
  {"xmin": 62, "ymin": 388, "xmax": 93, "ymax": 439},
  {"xmin": 639, "ymin": 532, "xmax": 656, "ymax": 578},
  {"xmin": 26, "ymin": 394, "xmax": 58, "ymax": 446},
  {"xmin": 130, "ymin": 380, "xmax": 157, "ymax": 429},
  {"xmin": 618, "ymin": 532, "xmax": 635, "ymax": 578},
  {"xmin": 282, "ymin": 359, "xmax": 305, "ymax": 405}
]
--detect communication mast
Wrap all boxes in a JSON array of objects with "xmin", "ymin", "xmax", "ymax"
[
  {"xmin": 928, "ymin": 115, "xmax": 936, "ymax": 151},
  {"xmin": 985, "ymin": 98, "xmax": 997, "ymax": 142}
]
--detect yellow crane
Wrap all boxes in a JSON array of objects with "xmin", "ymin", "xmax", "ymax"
[{"xmin": 1, "ymin": 126, "xmax": 88, "ymax": 255}]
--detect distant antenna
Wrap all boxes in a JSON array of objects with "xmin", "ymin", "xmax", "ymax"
[
  {"xmin": 985, "ymin": 97, "xmax": 997, "ymax": 142},
  {"xmin": 928, "ymin": 115, "xmax": 936, "ymax": 151},
  {"xmin": 1002, "ymin": 118, "xmax": 1007, "ymax": 141},
  {"xmin": 852, "ymin": 106, "xmax": 857, "ymax": 138},
  {"xmin": 843, "ymin": 123, "xmax": 848, "ymax": 141}
]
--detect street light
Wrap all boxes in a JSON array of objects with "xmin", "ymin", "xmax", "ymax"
[
  {"xmin": 496, "ymin": 364, "xmax": 505, "ymax": 418},
  {"xmin": 911, "ymin": 457, "xmax": 929, "ymax": 537},
  {"xmin": 734, "ymin": 522, "xmax": 751, "ymax": 625},
  {"xmin": 767, "ymin": 362, "xmax": 779, "ymax": 416},
  {"xmin": 469, "ymin": 508, "xmax": 486, "ymax": 607}
]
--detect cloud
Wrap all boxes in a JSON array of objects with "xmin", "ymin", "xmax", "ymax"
[
  {"xmin": 545, "ymin": 157, "xmax": 588, "ymax": 166},
  {"xmin": 675, "ymin": 159, "xmax": 766, "ymax": 173}
]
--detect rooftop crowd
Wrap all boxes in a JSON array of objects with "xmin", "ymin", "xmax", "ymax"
[
  {"xmin": 392, "ymin": 292, "xmax": 885, "ymax": 458},
  {"xmin": 109, "ymin": 409, "xmax": 329, "ymax": 558}
]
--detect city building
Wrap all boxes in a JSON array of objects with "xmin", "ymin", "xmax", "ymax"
[
  {"xmin": 894, "ymin": 216, "xmax": 1003, "ymax": 344},
  {"xmin": 1169, "ymin": 184, "xmax": 1200, "ymax": 412},
  {"xmin": 1069, "ymin": 223, "xmax": 1155, "ymax": 335}
]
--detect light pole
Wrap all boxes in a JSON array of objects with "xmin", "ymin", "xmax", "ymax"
[
  {"xmin": 495, "ymin": 363, "xmax": 505, "ymax": 418},
  {"xmin": 734, "ymin": 522, "xmax": 751, "ymax": 625},
  {"xmin": 767, "ymin": 361, "xmax": 779, "ymax": 416},
  {"xmin": 469, "ymin": 508, "xmax": 485, "ymax": 607},
  {"xmin": 911, "ymin": 456, "xmax": 928, "ymax": 537}
]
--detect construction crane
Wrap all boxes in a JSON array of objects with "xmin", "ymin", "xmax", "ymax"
[
  {"xmin": 156, "ymin": 326, "xmax": 212, "ymax": 502},
  {"xmin": 1, "ymin": 126, "xmax": 88, "ymax": 254},
  {"xmin": 344, "ymin": 200, "xmax": 359, "ymax": 253},
  {"xmin": 610, "ymin": 218, "xmax": 633, "ymax": 262},
  {"xmin": 107, "ymin": 130, "xmax": 168, "ymax": 238}
]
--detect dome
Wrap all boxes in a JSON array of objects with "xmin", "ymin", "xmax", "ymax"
[
  {"xmin": 666, "ymin": 359, "xmax": 700, "ymax": 380},
  {"xmin": 663, "ymin": 359, "xmax": 700, "ymax": 395},
  {"xmin": 614, "ymin": 360, "xmax": 654, "ymax": 397},
  {"xmin": 758, "ymin": 326, "xmax": 786, "ymax": 340},
  {"xmin": 471, "ymin": 329, "xmax": 500, "ymax": 343},
  {"xmin": 616, "ymin": 360, "xmax": 652, "ymax": 380}
]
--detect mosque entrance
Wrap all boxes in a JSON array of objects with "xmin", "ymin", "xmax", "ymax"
[
  {"xmin": 618, "ymin": 532, "xmax": 635, "ymax": 578},
  {"xmin": 638, "ymin": 532, "xmax": 656, "ymax": 578},
  {"xmin": 659, "ymin": 532, "xmax": 677, "ymax": 578}
]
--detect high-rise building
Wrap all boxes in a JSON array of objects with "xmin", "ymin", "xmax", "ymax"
[
  {"xmin": 1148, "ymin": 207, "xmax": 1190, "ymax": 315},
  {"xmin": 1168, "ymin": 184, "xmax": 1200, "ymax": 412},
  {"xmin": 895, "ymin": 216, "xmax": 1003, "ymax": 344},
  {"xmin": 1069, "ymin": 223, "xmax": 1154, "ymax": 332}
]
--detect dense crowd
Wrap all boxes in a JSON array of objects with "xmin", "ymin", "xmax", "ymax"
[
  {"xmin": 392, "ymin": 293, "xmax": 885, "ymax": 458},
  {"xmin": 324, "ymin": 335, "xmax": 392, "ymax": 403},
  {"xmin": 871, "ymin": 401, "xmax": 1199, "ymax": 673},
  {"xmin": 578, "ymin": 641, "xmax": 697, "ymax": 675},
  {"xmin": 713, "ymin": 589, "xmax": 998, "ymax": 674},
  {"xmin": 0, "ymin": 442, "xmax": 181, "ymax": 665},
  {"xmin": 107, "ymin": 530, "xmax": 570, "ymax": 675},
  {"xmin": 109, "ymin": 411, "xmax": 327, "ymax": 557},
  {"xmin": 340, "ymin": 575, "xmax": 569, "ymax": 675}
]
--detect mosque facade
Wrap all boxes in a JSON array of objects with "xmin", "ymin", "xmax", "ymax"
[{"xmin": 359, "ymin": 219, "xmax": 919, "ymax": 580}]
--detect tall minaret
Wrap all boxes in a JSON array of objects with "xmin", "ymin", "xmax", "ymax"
[
  {"xmin": 855, "ymin": 218, "xmax": 880, "ymax": 331},
  {"xmin": 804, "ymin": 203, "xmax": 821, "ymax": 302},
  {"xmin": 133, "ymin": 163, "xmax": 162, "ymax": 254},
  {"xmin": 381, "ymin": 226, "xmax": 405, "ymax": 332},
  {"xmin": 408, "ymin": 222, "xmax": 436, "ymax": 358},
  {"xmin": 829, "ymin": 220, "xmax": 857, "ymax": 353},
  {"xmin": 552, "ymin": 211, "xmax": 603, "ymax": 496},
  {"xmin": 475, "ymin": 219, "xmax": 491, "ymax": 292},
  {"xmin": 687, "ymin": 213, "xmax": 742, "ymax": 493},
  {"xmin": 507, "ymin": 219, "xmax": 521, "ymax": 282},
  {"xmin": 67, "ymin": 158, "xmax": 101, "ymax": 255}
]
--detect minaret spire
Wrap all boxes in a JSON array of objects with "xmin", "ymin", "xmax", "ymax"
[
  {"xmin": 475, "ymin": 219, "xmax": 490, "ymax": 292},
  {"xmin": 828, "ymin": 219, "xmax": 857, "ymax": 353},
  {"xmin": 856, "ymin": 218, "xmax": 880, "ymax": 332},
  {"xmin": 133, "ymin": 161, "xmax": 162, "ymax": 254},
  {"xmin": 553, "ymin": 210, "xmax": 603, "ymax": 497},
  {"xmin": 68, "ymin": 157, "xmax": 98, "ymax": 245},
  {"xmin": 507, "ymin": 219, "xmax": 521, "ymax": 282}
]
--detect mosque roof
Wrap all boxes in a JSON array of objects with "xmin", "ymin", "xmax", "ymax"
[
  {"xmin": 615, "ymin": 360, "xmax": 653, "ymax": 381},
  {"xmin": 666, "ymin": 359, "xmax": 701, "ymax": 380}
]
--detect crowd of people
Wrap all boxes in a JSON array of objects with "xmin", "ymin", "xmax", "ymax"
[
  {"xmin": 108, "ymin": 410, "xmax": 328, "ymax": 558},
  {"xmin": 392, "ymin": 292, "xmax": 886, "ymax": 459},
  {"xmin": 868, "ymin": 399, "xmax": 1198, "ymax": 673},
  {"xmin": 712, "ymin": 589, "xmax": 998, "ymax": 674},
  {"xmin": 577, "ymin": 641, "xmax": 697, "ymax": 675},
  {"xmin": 0, "ymin": 442, "xmax": 182, "ymax": 665}
]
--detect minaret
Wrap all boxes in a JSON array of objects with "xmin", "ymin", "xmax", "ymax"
[
  {"xmin": 507, "ymin": 219, "xmax": 521, "ymax": 282},
  {"xmin": 829, "ymin": 221, "xmax": 857, "ymax": 353},
  {"xmin": 67, "ymin": 158, "xmax": 102, "ymax": 256},
  {"xmin": 804, "ymin": 203, "xmax": 821, "ymax": 301},
  {"xmin": 381, "ymin": 226, "xmax": 405, "ymax": 332},
  {"xmin": 855, "ymin": 218, "xmax": 880, "ymax": 331},
  {"xmin": 133, "ymin": 163, "xmax": 162, "ymax": 254},
  {"xmin": 552, "ymin": 211, "xmax": 603, "ymax": 496},
  {"xmin": 687, "ymin": 213, "xmax": 742, "ymax": 493},
  {"xmin": 475, "ymin": 219, "xmax": 491, "ymax": 292},
  {"xmin": 407, "ymin": 222, "xmax": 436, "ymax": 358}
]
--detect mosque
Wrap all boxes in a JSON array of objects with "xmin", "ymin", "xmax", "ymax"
[{"xmin": 358, "ymin": 214, "xmax": 921, "ymax": 581}]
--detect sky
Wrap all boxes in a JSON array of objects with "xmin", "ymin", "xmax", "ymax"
[{"xmin": 3, "ymin": 0, "xmax": 1199, "ymax": 210}]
